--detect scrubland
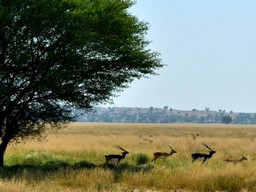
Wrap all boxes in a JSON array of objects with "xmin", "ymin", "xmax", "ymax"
[{"xmin": 2, "ymin": 123, "xmax": 256, "ymax": 191}]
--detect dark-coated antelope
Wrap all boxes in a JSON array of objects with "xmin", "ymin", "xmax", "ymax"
[
  {"xmin": 224, "ymin": 155, "xmax": 248, "ymax": 164},
  {"xmin": 191, "ymin": 143, "xmax": 216, "ymax": 164},
  {"xmin": 104, "ymin": 145, "xmax": 129, "ymax": 165},
  {"xmin": 152, "ymin": 145, "xmax": 177, "ymax": 162}
]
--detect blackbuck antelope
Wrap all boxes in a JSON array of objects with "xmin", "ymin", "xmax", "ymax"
[
  {"xmin": 143, "ymin": 138, "xmax": 153, "ymax": 143},
  {"xmin": 224, "ymin": 155, "xmax": 248, "ymax": 164},
  {"xmin": 104, "ymin": 145, "xmax": 129, "ymax": 165},
  {"xmin": 191, "ymin": 143, "xmax": 216, "ymax": 164},
  {"xmin": 152, "ymin": 145, "xmax": 177, "ymax": 162},
  {"xmin": 139, "ymin": 137, "xmax": 153, "ymax": 145}
]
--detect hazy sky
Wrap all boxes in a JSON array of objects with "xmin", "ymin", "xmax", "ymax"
[{"xmin": 105, "ymin": 0, "xmax": 256, "ymax": 113}]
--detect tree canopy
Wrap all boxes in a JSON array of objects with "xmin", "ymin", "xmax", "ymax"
[
  {"xmin": 0, "ymin": 0, "xmax": 162, "ymax": 166},
  {"xmin": 221, "ymin": 116, "xmax": 232, "ymax": 124}
]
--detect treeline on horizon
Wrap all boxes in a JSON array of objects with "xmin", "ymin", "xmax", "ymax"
[{"xmin": 75, "ymin": 107, "xmax": 256, "ymax": 124}]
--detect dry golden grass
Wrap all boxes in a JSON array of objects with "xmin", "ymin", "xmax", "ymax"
[{"xmin": 3, "ymin": 122, "xmax": 256, "ymax": 191}]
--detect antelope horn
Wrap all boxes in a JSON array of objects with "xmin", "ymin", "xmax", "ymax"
[
  {"xmin": 114, "ymin": 145, "xmax": 126, "ymax": 152},
  {"xmin": 202, "ymin": 143, "xmax": 213, "ymax": 151}
]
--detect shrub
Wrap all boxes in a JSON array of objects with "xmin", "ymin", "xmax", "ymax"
[{"xmin": 132, "ymin": 153, "xmax": 150, "ymax": 165}]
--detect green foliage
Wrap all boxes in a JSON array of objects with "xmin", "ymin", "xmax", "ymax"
[
  {"xmin": 221, "ymin": 115, "xmax": 233, "ymax": 124},
  {"xmin": 0, "ymin": 0, "xmax": 162, "ymax": 166},
  {"xmin": 132, "ymin": 153, "xmax": 150, "ymax": 165}
]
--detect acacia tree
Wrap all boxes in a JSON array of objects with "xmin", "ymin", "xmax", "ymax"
[
  {"xmin": 221, "ymin": 116, "xmax": 232, "ymax": 124},
  {"xmin": 0, "ymin": 0, "xmax": 162, "ymax": 167}
]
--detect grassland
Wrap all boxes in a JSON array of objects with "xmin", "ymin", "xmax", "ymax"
[{"xmin": 2, "ymin": 123, "xmax": 256, "ymax": 191}]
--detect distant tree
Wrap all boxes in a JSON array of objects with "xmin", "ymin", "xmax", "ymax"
[
  {"xmin": 219, "ymin": 109, "xmax": 226, "ymax": 114},
  {"xmin": 192, "ymin": 108, "xmax": 197, "ymax": 112},
  {"xmin": 234, "ymin": 113, "xmax": 252, "ymax": 124},
  {"xmin": 163, "ymin": 106, "xmax": 168, "ymax": 110},
  {"xmin": 205, "ymin": 107, "xmax": 210, "ymax": 112},
  {"xmin": 197, "ymin": 116, "xmax": 205, "ymax": 123},
  {"xmin": 252, "ymin": 113, "xmax": 256, "ymax": 124},
  {"xmin": 0, "ymin": 0, "xmax": 162, "ymax": 167},
  {"xmin": 206, "ymin": 114, "xmax": 214, "ymax": 123},
  {"xmin": 221, "ymin": 116, "xmax": 232, "ymax": 124}
]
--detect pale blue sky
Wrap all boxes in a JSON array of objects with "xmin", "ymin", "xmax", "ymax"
[{"xmin": 105, "ymin": 0, "xmax": 256, "ymax": 113}]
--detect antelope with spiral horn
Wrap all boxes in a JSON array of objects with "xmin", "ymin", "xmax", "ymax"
[
  {"xmin": 152, "ymin": 145, "xmax": 177, "ymax": 162},
  {"xmin": 104, "ymin": 145, "xmax": 129, "ymax": 165}
]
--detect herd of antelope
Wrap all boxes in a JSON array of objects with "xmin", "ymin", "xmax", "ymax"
[{"xmin": 104, "ymin": 142, "xmax": 248, "ymax": 166}]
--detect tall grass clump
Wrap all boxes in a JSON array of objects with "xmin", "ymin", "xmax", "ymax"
[{"xmin": 132, "ymin": 153, "xmax": 150, "ymax": 165}]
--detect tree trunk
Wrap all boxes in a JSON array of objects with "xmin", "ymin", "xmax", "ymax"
[
  {"xmin": 0, "ymin": 143, "xmax": 8, "ymax": 167},
  {"xmin": 0, "ymin": 151, "xmax": 4, "ymax": 167}
]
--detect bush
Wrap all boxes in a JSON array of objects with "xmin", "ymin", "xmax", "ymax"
[{"xmin": 132, "ymin": 153, "xmax": 150, "ymax": 165}]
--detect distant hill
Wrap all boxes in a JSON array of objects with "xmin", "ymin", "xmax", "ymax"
[{"xmin": 75, "ymin": 107, "xmax": 256, "ymax": 124}]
